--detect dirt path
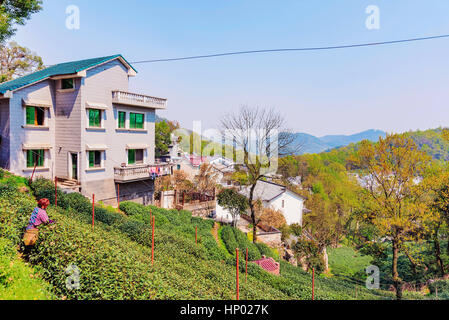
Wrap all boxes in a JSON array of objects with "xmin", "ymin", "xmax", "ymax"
[{"xmin": 211, "ymin": 222, "xmax": 220, "ymax": 244}]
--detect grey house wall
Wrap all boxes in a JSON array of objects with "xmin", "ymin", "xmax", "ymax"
[
  {"xmin": 54, "ymin": 77, "xmax": 82, "ymax": 179},
  {"xmin": 8, "ymin": 80, "xmax": 56, "ymax": 180},
  {"xmin": 0, "ymin": 99, "xmax": 10, "ymax": 169},
  {"xmin": 79, "ymin": 59, "xmax": 157, "ymax": 204}
]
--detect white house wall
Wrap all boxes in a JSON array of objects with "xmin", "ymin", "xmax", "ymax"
[{"xmin": 268, "ymin": 191, "xmax": 304, "ymax": 225}]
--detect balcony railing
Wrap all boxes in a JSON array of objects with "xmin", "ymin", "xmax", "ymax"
[
  {"xmin": 114, "ymin": 163, "xmax": 172, "ymax": 183},
  {"xmin": 112, "ymin": 90, "xmax": 167, "ymax": 109}
]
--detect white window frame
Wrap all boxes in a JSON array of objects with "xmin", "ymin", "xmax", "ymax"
[
  {"xmin": 86, "ymin": 150, "xmax": 105, "ymax": 171},
  {"xmin": 129, "ymin": 111, "xmax": 146, "ymax": 130},
  {"xmin": 86, "ymin": 108, "xmax": 105, "ymax": 129},
  {"xmin": 22, "ymin": 105, "xmax": 49, "ymax": 128},
  {"xmin": 116, "ymin": 109, "xmax": 128, "ymax": 129}
]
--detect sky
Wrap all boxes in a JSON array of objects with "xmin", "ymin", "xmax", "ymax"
[{"xmin": 10, "ymin": 0, "xmax": 449, "ymax": 136}]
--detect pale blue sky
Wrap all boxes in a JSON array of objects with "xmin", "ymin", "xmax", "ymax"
[{"xmin": 11, "ymin": 0, "xmax": 449, "ymax": 136}]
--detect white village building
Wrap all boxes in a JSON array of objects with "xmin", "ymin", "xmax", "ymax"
[{"xmin": 216, "ymin": 180, "xmax": 307, "ymax": 226}]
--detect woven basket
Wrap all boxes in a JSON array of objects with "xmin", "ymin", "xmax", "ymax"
[{"xmin": 23, "ymin": 229, "xmax": 39, "ymax": 246}]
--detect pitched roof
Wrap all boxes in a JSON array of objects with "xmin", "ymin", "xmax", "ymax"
[
  {"xmin": 0, "ymin": 54, "xmax": 137, "ymax": 94},
  {"xmin": 240, "ymin": 179, "xmax": 306, "ymax": 202}
]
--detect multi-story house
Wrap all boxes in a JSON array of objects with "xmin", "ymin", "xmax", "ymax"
[{"xmin": 0, "ymin": 54, "xmax": 171, "ymax": 205}]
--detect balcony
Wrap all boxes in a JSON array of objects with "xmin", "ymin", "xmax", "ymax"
[
  {"xmin": 112, "ymin": 90, "xmax": 167, "ymax": 109},
  {"xmin": 114, "ymin": 163, "xmax": 173, "ymax": 183}
]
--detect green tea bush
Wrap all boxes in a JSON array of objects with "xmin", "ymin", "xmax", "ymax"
[
  {"xmin": 221, "ymin": 226, "xmax": 238, "ymax": 255},
  {"xmin": 1, "ymin": 176, "xmax": 404, "ymax": 301},
  {"xmin": 232, "ymin": 228, "xmax": 261, "ymax": 261}
]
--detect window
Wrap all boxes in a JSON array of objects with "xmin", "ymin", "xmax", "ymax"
[
  {"xmin": 129, "ymin": 113, "xmax": 144, "ymax": 129},
  {"xmin": 128, "ymin": 149, "xmax": 144, "ymax": 165},
  {"xmin": 26, "ymin": 150, "xmax": 44, "ymax": 168},
  {"xmin": 88, "ymin": 151, "xmax": 102, "ymax": 168},
  {"xmin": 26, "ymin": 106, "xmax": 45, "ymax": 126},
  {"xmin": 177, "ymin": 164, "xmax": 181, "ymax": 170},
  {"xmin": 61, "ymin": 78, "xmax": 74, "ymax": 90},
  {"xmin": 88, "ymin": 109, "xmax": 101, "ymax": 127},
  {"xmin": 118, "ymin": 111, "xmax": 126, "ymax": 128}
]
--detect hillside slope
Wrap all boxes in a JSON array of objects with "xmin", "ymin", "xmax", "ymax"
[{"xmin": 0, "ymin": 173, "xmax": 409, "ymax": 300}]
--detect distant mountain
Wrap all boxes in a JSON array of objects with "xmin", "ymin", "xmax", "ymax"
[{"xmin": 294, "ymin": 129, "xmax": 386, "ymax": 154}]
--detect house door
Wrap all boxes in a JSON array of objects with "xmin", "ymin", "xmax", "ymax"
[{"xmin": 71, "ymin": 153, "xmax": 78, "ymax": 180}]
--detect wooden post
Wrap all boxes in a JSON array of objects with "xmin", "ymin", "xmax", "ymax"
[
  {"xmin": 245, "ymin": 247, "xmax": 248, "ymax": 284},
  {"xmin": 54, "ymin": 177, "xmax": 58, "ymax": 207},
  {"xmin": 151, "ymin": 215, "xmax": 155, "ymax": 267},
  {"xmin": 195, "ymin": 226, "xmax": 198, "ymax": 245},
  {"xmin": 92, "ymin": 194, "xmax": 95, "ymax": 230},
  {"xmin": 117, "ymin": 184, "xmax": 120, "ymax": 209},
  {"xmin": 312, "ymin": 267, "xmax": 315, "ymax": 300},
  {"xmin": 236, "ymin": 248, "xmax": 239, "ymax": 300},
  {"xmin": 30, "ymin": 161, "xmax": 38, "ymax": 182}
]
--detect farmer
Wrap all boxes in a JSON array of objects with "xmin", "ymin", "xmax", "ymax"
[{"xmin": 23, "ymin": 198, "xmax": 55, "ymax": 248}]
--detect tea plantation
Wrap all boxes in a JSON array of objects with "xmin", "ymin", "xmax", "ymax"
[{"xmin": 0, "ymin": 174, "xmax": 416, "ymax": 300}]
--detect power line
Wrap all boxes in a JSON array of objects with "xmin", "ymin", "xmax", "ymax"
[{"xmin": 131, "ymin": 34, "xmax": 449, "ymax": 64}]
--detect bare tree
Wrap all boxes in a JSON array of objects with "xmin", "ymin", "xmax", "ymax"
[{"xmin": 220, "ymin": 106, "xmax": 298, "ymax": 242}]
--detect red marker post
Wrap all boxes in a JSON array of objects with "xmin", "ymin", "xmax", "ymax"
[
  {"xmin": 245, "ymin": 248, "xmax": 248, "ymax": 284},
  {"xmin": 236, "ymin": 248, "xmax": 240, "ymax": 300},
  {"xmin": 54, "ymin": 177, "xmax": 58, "ymax": 207},
  {"xmin": 312, "ymin": 267, "xmax": 315, "ymax": 300},
  {"xmin": 92, "ymin": 194, "xmax": 95, "ymax": 230},
  {"xmin": 151, "ymin": 215, "xmax": 155, "ymax": 267}
]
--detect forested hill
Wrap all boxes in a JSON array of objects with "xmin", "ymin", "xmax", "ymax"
[
  {"xmin": 325, "ymin": 128, "xmax": 449, "ymax": 162},
  {"xmin": 404, "ymin": 128, "xmax": 449, "ymax": 161}
]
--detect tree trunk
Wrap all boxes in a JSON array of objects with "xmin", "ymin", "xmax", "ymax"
[
  {"xmin": 434, "ymin": 235, "xmax": 445, "ymax": 277},
  {"xmin": 249, "ymin": 182, "xmax": 258, "ymax": 243},
  {"xmin": 392, "ymin": 238, "xmax": 402, "ymax": 300}
]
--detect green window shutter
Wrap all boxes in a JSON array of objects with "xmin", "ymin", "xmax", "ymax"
[
  {"xmin": 118, "ymin": 111, "xmax": 126, "ymax": 128},
  {"xmin": 89, "ymin": 151, "xmax": 95, "ymax": 167},
  {"xmin": 26, "ymin": 150, "xmax": 33, "ymax": 167},
  {"xmin": 37, "ymin": 150, "xmax": 44, "ymax": 167},
  {"xmin": 89, "ymin": 109, "xmax": 101, "ymax": 127},
  {"xmin": 26, "ymin": 107, "xmax": 35, "ymax": 125},
  {"xmin": 130, "ymin": 113, "xmax": 136, "ymax": 129},
  {"xmin": 128, "ymin": 149, "xmax": 135, "ymax": 165},
  {"xmin": 136, "ymin": 113, "xmax": 144, "ymax": 129}
]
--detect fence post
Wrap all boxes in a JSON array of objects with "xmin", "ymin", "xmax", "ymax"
[
  {"xmin": 245, "ymin": 248, "xmax": 248, "ymax": 284},
  {"xmin": 312, "ymin": 267, "xmax": 315, "ymax": 300},
  {"xmin": 92, "ymin": 194, "xmax": 95, "ymax": 230},
  {"xmin": 151, "ymin": 215, "xmax": 155, "ymax": 267},
  {"xmin": 236, "ymin": 248, "xmax": 239, "ymax": 300},
  {"xmin": 195, "ymin": 226, "xmax": 198, "ymax": 245},
  {"xmin": 54, "ymin": 177, "xmax": 58, "ymax": 207}
]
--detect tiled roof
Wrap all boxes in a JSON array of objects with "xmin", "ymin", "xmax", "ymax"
[
  {"xmin": 0, "ymin": 54, "xmax": 136, "ymax": 94},
  {"xmin": 252, "ymin": 256, "xmax": 280, "ymax": 274}
]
